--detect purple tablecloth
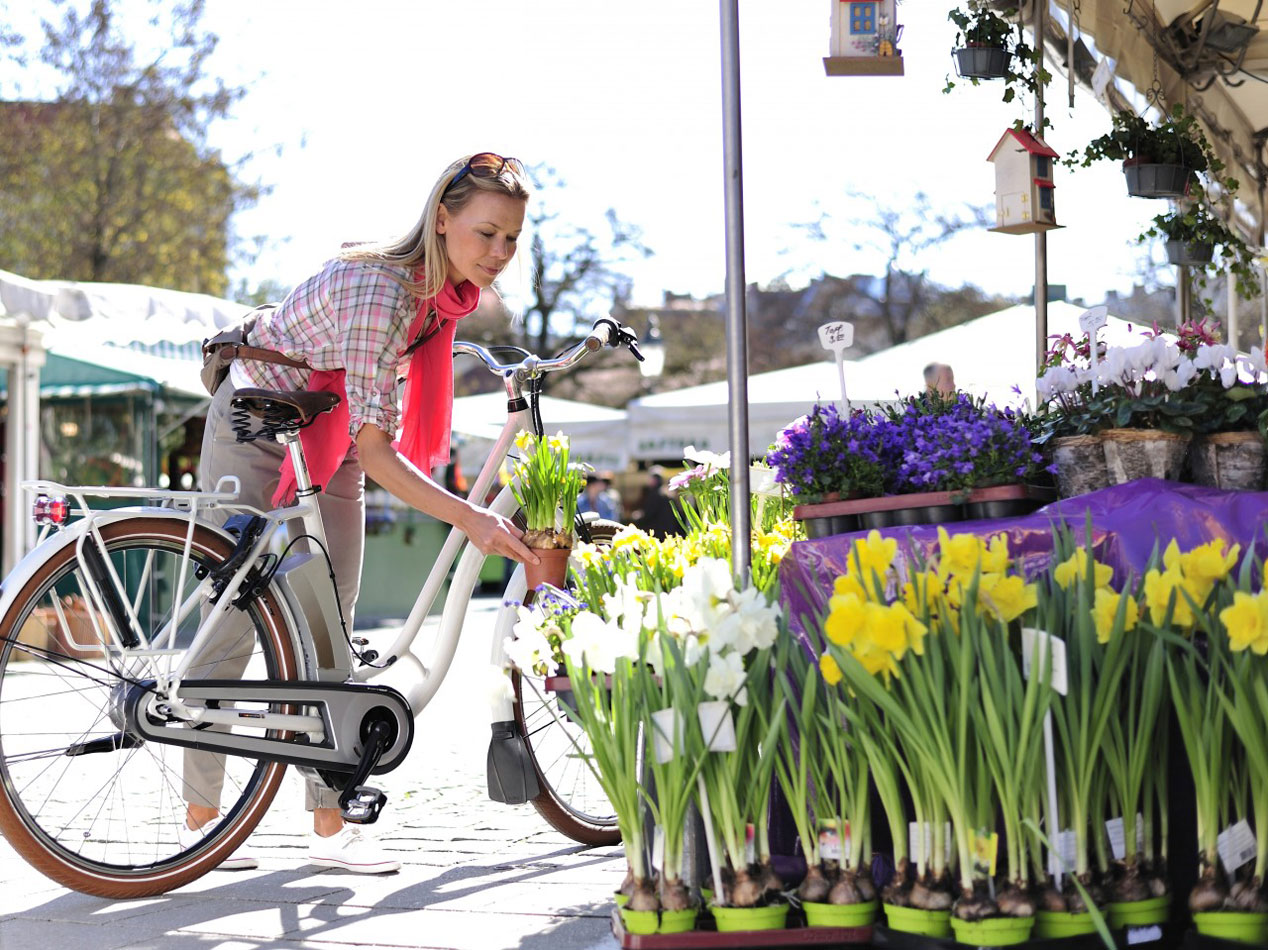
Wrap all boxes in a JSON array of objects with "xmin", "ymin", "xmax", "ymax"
[{"xmin": 779, "ymin": 478, "xmax": 1268, "ymax": 635}]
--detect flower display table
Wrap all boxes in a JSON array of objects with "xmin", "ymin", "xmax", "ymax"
[{"xmin": 780, "ymin": 478, "xmax": 1268, "ymax": 637}]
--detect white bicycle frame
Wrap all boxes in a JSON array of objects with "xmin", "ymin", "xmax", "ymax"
[{"xmin": 12, "ymin": 335, "xmax": 608, "ymax": 738}]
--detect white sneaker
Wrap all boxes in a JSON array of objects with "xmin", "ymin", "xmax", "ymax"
[
  {"xmin": 308, "ymin": 825, "xmax": 400, "ymax": 874},
  {"xmin": 177, "ymin": 817, "xmax": 259, "ymax": 870}
]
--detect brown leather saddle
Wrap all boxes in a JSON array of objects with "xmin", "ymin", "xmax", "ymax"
[{"xmin": 230, "ymin": 388, "xmax": 341, "ymax": 431}]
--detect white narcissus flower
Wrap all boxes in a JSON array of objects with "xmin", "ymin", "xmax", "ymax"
[
  {"xmin": 503, "ymin": 624, "xmax": 555, "ymax": 677},
  {"xmin": 484, "ymin": 663, "xmax": 515, "ymax": 710},
  {"xmin": 704, "ymin": 651, "xmax": 748, "ymax": 706},
  {"xmin": 714, "ymin": 586, "xmax": 781, "ymax": 654},
  {"xmin": 683, "ymin": 445, "xmax": 732, "ymax": 471}
]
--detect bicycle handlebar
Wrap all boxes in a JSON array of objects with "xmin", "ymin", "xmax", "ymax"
[{"xmin": 452, "ymin": 318, "xmax": 644, "ymax": 383}]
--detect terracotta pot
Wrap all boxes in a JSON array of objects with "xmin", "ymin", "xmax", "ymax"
[
  {"xmin": 1052, "ymin": 434, "xmax": 1110, "ymax": 498},
  {"xmin": 1102, "ymin": 428, "xmax": 1191, "ymax": 484},
  {"xmin": 522, "ymin": 546, "xmax": 572, "ymax": 596},
  {"xmin": 1188, "ymin": 431, "xmax": 1266, "ymax": 491}
]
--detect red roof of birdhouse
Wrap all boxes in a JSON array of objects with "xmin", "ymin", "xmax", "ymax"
[{"xmin": 987, "ymin": 127, "xmax": 1059, "ymax": 161}]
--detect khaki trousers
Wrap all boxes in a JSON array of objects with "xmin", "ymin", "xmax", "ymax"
[{"xmin": 183, "ymin": 382, "xmax": 366, "ymax": 811}]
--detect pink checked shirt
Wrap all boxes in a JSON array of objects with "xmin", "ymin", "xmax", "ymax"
[{"xmin": 234, "ymin": 259, "xmax": 418, "ymax": 441}]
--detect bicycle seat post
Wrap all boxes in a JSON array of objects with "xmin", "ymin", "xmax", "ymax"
[{"xmin": 276, "ymin": 429, "xmax": 329, "ymax": 544}]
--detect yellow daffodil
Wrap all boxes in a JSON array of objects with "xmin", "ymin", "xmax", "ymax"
[
  {"xmin": 826, "ymin": 592, "xmax": 867, "ymax": 647},
  {"xmin": 848, "ymin": 530, "xmax": 898, "ymax": 576},
  {"xmin": 1143, "ymin": 567, "xmax": 1196, "ymax": 628},
  {"xmin": 855, "ymin": 640, "xmax": 900, "ymax": 683},
  {"xmin": 1053, "ymin": 547, "xmax": 1114, "ymax": 590},
  {"xmin": 514, "ymin": 429, "xmax": 535, "ymax": 452},
  {"xmin": 866, "ymin": 602, "xmax": 911, "ymax": 658},
  {"xmin": 902, "ymin": 569, "xmax": 943, "ymax": 621},
  {"xmin": 937, "ymin": 526, "xmax": 985, "ymax": 579},
  {"xmin": 980, "ymin": 533, "xmax": 1011, "ymax": 575},
  {"xmin": 1219, "ymin": 590, "xmax": 1268, "ymax": 654},
  {"xmin": 1177, "ymin": 539, "xmax": 1241, "ymax": 604},
  {"xmin": 820, "ymin": 652, "xmax": 843, "ymax": 685},
  {"xmin": 833, "ymin": 573, "xmax": 868, "ymax": 602},
  {"xmin": 547, "ymin": 431, "xmax": 569, "ymax": 452},
  {"xmin": 1091, "ymin": 588, "xmax": 1139, "ymax": 644},
  {"xmin": 981, "ymin": 574, "xmax": 1038, "ymax": 624}
]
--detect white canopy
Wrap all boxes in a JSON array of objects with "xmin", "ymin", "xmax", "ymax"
[
  {"xmin": 450, "ymin": 391, "xmax": 629, "ymax": 475},
  {"xmin": 626, "ymin": 301, "xmax": 1154, "ymax": 461}
]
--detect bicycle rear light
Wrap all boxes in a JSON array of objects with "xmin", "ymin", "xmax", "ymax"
[{"xmin": 32, "ymin": 494, "xmax": 70, "ymax": 526}]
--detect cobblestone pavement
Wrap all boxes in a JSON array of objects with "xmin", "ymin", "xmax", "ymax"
[{"xmin": 0, "ymin": 596, "xmax": 627, "ymax": 950}]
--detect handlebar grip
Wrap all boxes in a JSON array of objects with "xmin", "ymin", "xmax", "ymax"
[{"xmin": 588, "ymin": 317, "xmax": 619, "ymax": 351}]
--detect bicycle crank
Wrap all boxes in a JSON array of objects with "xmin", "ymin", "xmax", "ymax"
[{"xmin": 123, "ymin": 679, "xmax": 414, "ymax": 774}]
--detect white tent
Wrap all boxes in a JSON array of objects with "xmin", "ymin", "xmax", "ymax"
[
  {"xmin": 450, "ymin": 391, "xmax": 629, "ymax": 477},
  {"xmin": 626, "ymin": 301, "xmax": 1156, "ymax": 462}
]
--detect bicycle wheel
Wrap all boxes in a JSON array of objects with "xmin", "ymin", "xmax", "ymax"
[
  {"xmin": 0, "ymin": 517, "xmax": 297, "ymax": 897},
  {"xmin": 512, "ymin": 519, "xmax": 622, "ymax": 846}
]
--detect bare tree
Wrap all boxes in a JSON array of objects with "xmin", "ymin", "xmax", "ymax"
[{"xmin": 798, "ymin": 191, "xmax": 993, "ymax": 345}]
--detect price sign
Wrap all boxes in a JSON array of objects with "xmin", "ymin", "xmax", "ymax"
[
  {"xmin": 1218, "ymin": 820, "xmax": 1257, "ymax": 875},
  {"xmin": 818, "ymin": 321, "xmax": 854, "ymax": 411},
  {"xmin": 1022, "ymin": 628, "xmax": 1069, "ymax": 695},
  {"xmin": 1079, "ymin": 306, "xmax": 1108, "ymax": 396}
]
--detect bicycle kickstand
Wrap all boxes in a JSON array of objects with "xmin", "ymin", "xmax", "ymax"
[{"xmin": 337, "ymin": 719, "xmax": 393, "ymax": 824}]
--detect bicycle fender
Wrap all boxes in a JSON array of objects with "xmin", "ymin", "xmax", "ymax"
[{"xmin": 0, "ymin": 508, "xmax": 235, "ymax": 625}]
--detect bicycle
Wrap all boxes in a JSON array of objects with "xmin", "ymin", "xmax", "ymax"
[{"xmin": 0, "ymin": 317, "xmax": 645, "ymax": 898}]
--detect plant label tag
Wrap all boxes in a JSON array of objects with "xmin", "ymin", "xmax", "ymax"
[
  {"xmin": 652, "ymin": 825, "xmax": 664, "ymax": 873},
  {"xmin": 750, "ymin": 464, "xmax": 780, "ymax": 498},
  {"xmin": 650, "ymin": 707, "xmax": 681, "ymax": 764},
  {"xmin": 1079, "ymin": 306, "xmax": 1108, "ymax": 335},
  {"xmin": 908, "ymin": 822, "xmax": 951, "ymax": 866},
  {"xmin": 818, "ymin": 321, "xmax": 854, "ymax": 353},
  {"xmin": 697, "ymin": 700, "xmax": 737, "ymax": 753},
  {"xmin": 1106, "ymin": 817, "xmax": 1126, "ymax": 861},
  {"xmin": 972, "ymin": 828, "xmax": 999, "ymax": 877},
  {"xmin": 1022, "ymin": 628, "xmax": 1069, "ymax": 695},
  {"xmin": 1218, "ymin": 820, "xmax": 1257, "ymax": 875},
  {"xmin": 818, "ymin": 820, "xmax": 843, "ymax": 862},
  {"xmin": 745, "ymin": 822, "xmax": 756, "ymax": 866},
  {"xmin": 1126, "ymin": 925, "xmax": 1163, "ymax": 945},
  {"xmin": 1056, "ymin": 829, "xmax": 1078, "ymax": 870}
]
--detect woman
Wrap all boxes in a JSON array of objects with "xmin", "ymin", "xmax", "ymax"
[{"xmin": 185, "ymin": 152, "xmax": 538, "ymax": 873}]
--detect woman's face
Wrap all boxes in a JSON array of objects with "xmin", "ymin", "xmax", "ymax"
[{"xmin": 437, "ymin": 191, "xmax": 526, "ymax": 289}]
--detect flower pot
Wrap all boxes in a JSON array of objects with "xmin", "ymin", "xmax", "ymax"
[
  {"xmin": 1193, "ymin": 910, "xmax": 1268, "ymax": 945},
  {"xmin": 1165, "ymin": 240, "xmax": 1215, "ymax": 267},
  {"xmin": 883, "ymin": 903, "xmax": 953, "ymax": 937},
  {"xmin": 523, "ymin": 546, "xmax": 572, "ymax": 595},
  {"xmin": 697, "ymin": 700, "xmax": 738, "ymax": 752},
  {"xmin": 1124, "ymin": 162, "xmax": 1194, "ymax": 198},
  {"xmin": 1102, "ymin": 428, "xmax": 1191, "ymax": 484},
  {"xmin": 953, "ymin": 46, "xmax": 1011, "ymax": 79},
  {"xmin": 1188, "ymin": 431, "xmax": 1266, "ymax": 491},
  {"xmin": 1034, "ymin": 909, "xmax": 1098, "ymax": 939},
  {"xmin": 619, "ymin": 907, "xmax": 660, "ymax": 935},
  {"xmin": 1109, "ymin": 895, "xmax": 1169, "ymax": 928},
  {"xmin": 710, "ymin": 901, "xmax": 790, "ymax": 932},
  {"xmin": 1052, "ymin": 434, "xmax": 1110, "ymax": 498},
  {"xmin": 803, "ymin": 899, "xmax": 878, "ymax": 928},
  {"xmin": 949, "ymin": 915, "xmax": 1035, "ymax": 946},
  {"xmin": 888, "ymin": 503, "xmax": 964, "ymax": 527},
  {"xmin": 657, "ymin": 907, "xmax": 699, "ymax": 933},
  {"xmin": 614, "ymin": 891, "xmax": 630, "ymax": 908},
  {"xmin": 860, "ymin": 510, "xmax": 895, "ymax": 530},
  {"xmin": 803, "ymin": 514, "xmax": 862, "ymax": 539}
]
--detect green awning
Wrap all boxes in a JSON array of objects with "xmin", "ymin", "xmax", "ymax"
[{"xmin": 0, "ymin": 352, "xmax": 159, "ymax": 399}]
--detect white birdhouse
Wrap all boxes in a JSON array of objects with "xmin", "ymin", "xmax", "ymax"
[
  {"xmin": 825, "ymin": 0, "xmax": 904, "ymax": 76},
  {"xmin": 987, "ymin": 127, "xmax": 1062, "ymax": 234}
]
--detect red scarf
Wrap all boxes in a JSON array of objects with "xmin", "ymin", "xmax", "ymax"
[{"xmin": 272, "ymin": 276, "xmax": 481, "ymax": 506}]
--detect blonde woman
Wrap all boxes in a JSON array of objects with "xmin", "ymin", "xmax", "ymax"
[{"xmin": 186, "ymin": 153, "xmax": 539, "ymax": 873}]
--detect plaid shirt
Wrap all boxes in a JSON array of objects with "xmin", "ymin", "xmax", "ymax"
[{"xmin": 237, "ymin": 259, "xmax": 419, "ymax": 439}]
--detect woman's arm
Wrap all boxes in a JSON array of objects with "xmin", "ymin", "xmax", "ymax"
[{"xmin": 355, "ymin": 423, "xmax": 538, "ymax": 564}]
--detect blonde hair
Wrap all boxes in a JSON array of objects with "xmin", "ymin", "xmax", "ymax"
[{"xmin": 340, "ymin": 153, "xmax": 532, "ymax": 303}]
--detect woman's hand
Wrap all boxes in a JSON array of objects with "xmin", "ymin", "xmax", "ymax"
[{"xmin": 458, "ymin": 506, "xmax": 539, "ymax": 565}]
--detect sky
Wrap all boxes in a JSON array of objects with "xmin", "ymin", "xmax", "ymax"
[{"xmin": 13, "ymin": 1, "xmax": 1169, "ymax": 312}]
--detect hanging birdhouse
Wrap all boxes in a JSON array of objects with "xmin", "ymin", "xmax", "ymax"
[
  {"xmin": 987, "ymin": 127, "xmax": 1063, "ymax": 234},
  {"xmin": 825, "ymin": 0, "xmax": 904, "ymax": 76}
]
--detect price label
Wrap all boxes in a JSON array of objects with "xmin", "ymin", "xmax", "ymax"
[
  {"xmin": 1218, "ymin": 820, "xmax": 1257, "ymax": 875},
  {"xmin": 1126, "ymin": 925, "xmax": 1164, "ymax": 945},
  {"xmin": 1022, "ymin": 628, "xmax": 1069, "ymax": 695},
  {"xmin": 1056, "ymin": 829, "xmax": 1078, "ymax": 870},
  {"xmin": 972, "ymin": 828, "xmax": 999, "ymax": 877},
  {"xmin": 1106, "ymin": 814, "xmax": 1146, "ymax": 861},
  {"xmin": 818, "ymin": 321, "xmax": 854, "ymax": 352},
  {"xmin": 818, "ymin": 819, "xmax": 846, "ymax": 862},
  {"xmin": 1078, "ymin": 306, "xmax": 1108, "ymax": 334},
  {"xmin": 652, "ymin": 825, "xmax": 664, "ymax": 872},
  {"xmin": 909, "ymin": 821, "xmax": 953, "ymax": 866}
]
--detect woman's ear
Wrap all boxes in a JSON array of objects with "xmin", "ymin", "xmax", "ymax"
[{"xmin": 436, "ymin": 204, "xmax": 448, "ymax": 235}]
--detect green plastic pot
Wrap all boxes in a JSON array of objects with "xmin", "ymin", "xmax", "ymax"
[
  {"xmin": 950, "ymin": 915, "xmax": 1035, "ymax": 946},
  {"xmin": 1193, "ymin": 910, "xmax": 1268, "ymax": 945},
  {"xmin": 1034, "ymin": 909, "xmax": 1098, "ymax": 939},
  {"xmin": 1109, "ymin": 896, "xmax": 1169, "ymax": 928},
  {"xmin": 883, "ymin": 903, "xmax": 953, "ymax": 937},
  {"xmin": 657, "ymin": 908, "xmax": 698, "ymax": 934},
  {"xmin": 710, "ymin": 901, "xmax": 789, "ymax": 932},
  {"xmin": 619, "ymin": 907, "xmax": 659, "ymax": 935},
  {"xmin": 803, "ymin": 898, "xmax": 878, "ymax": 928},
  {"xmin": 613, "ymin": 892, "xmax": 629, "ymax": 908}
]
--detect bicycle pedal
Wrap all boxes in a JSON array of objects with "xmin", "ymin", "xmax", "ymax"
[{"xmin": 340, "ymin": 785, "xmax": 387, "ymax": 824}]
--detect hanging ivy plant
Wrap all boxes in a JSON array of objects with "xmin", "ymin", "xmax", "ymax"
[
  {"xmin": 1138, "ymin": 190, "xmax": 1259, "ymax": 303},
  {"xmin": 944, "ymin": 1, "xmax": 1050, "ymax": 126}
]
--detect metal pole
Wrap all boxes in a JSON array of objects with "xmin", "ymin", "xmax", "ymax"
[
  {"xmin": 1034, "ymin": 0, "xmax": 1049, "ymax": 372},
  {"xmin": 719, "ymin": 0, "xmax": 750, "ymax": 580}
]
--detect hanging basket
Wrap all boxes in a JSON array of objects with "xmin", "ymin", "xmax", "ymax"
[
  {"xmin": 1123, "ymin": 162, "xmax": 1194, "ymax": 198},
  {"xmin": 1165, "ymin": 240, "xmax": 1215, "ymax": 267},
  {"xmin": 1188, "ymin": 431, "xmax": 1267, "ymax": 491},
  {"xmin": 952, "ymin": 46, "xmax": 1011, "ymax": 80}
]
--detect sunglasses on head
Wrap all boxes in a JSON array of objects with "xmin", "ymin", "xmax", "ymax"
[{"xmin": 446, "ymin": 152, "xmax": 524, "ymax": 191}]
